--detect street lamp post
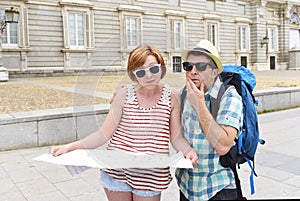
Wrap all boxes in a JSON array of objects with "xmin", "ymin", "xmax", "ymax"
[
  {"xmin": 0, "ymin": 7, "xmax": 19, "ymax": 82},
  {"xmin": 260, "ymin": 23, "xmax": 269, "ymax": 59}
]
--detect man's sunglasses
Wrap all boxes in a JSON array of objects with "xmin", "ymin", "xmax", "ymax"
[
  {"xmin": 182, "ymin": 62, "xmax": 210, "ymax": 72},
  {"xmin": 133, "ymin": 64, "xmax": 161, "ymax": 79}
]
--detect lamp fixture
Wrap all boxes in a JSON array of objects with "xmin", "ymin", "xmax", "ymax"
[
  {"xmin": 0, "ymin": 7, "xmax": 20, "ymax": 33},
  {"xmin": 261, "ymin": 35, "xmax": 269, "ymax": 47}
]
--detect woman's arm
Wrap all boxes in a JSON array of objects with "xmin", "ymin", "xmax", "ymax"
[
  {"xmin": 169, "ymin": 89, "xmax": 198, "ymax": 166},
  {"xmin": 50, "ymin": 87, "xmax": 126, "ymax": 156}
]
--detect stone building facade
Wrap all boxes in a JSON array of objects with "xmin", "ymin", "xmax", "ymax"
[{"xmin": 1, "ymin": 0, "xmax": 300, "ymax": 75}]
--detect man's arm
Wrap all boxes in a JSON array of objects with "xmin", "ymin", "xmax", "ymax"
[{"xmin": 186, "ymin": 78, "xmax": 237, "ymax": 156}]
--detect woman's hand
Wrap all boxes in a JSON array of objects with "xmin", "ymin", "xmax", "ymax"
[{"xmin": 50, "ymin": 144, "xmax": 72, "ymax": 157}]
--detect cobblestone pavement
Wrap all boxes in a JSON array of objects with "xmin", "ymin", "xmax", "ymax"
[
  {"xmin": 1, "ymin": 107, "xmax": 300, "ymax": 200},
  {"xmin": 1, "ymin": 70, "xmax": 300, "ymax": 115}
]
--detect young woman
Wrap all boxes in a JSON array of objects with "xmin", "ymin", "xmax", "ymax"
[{"xmin": 50, "ymin": 44, "xmax": 198, "ymax": 201}]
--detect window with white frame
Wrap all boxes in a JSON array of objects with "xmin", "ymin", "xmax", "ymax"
[
  {"xmin": 69, "ymin": 13, "xmax": 85, "ymax": 48},
  {"xmin": 207, "ymin": 23, "xmax": 218, "ymax": 47},
  {"xmin": 240, "ymin": 25, "xmax": 250, "ymax": 51},
  {"xmin": 289, "ymin": 29, "xmax": 300, "ymax": 49},
  {"xmin": 61, "ymin": 4, "xmax": 94, "ymax": 50},
  {"xmin": 125, "ymin": 16, "xmax": 140, "ymax": 48},
  {"xmin": 268, "ymin": 27, "xmax": 278, "ymax": 51},
  {"xmin": 2, "ymin": 23, "xmax": 18, "ymax": 46},
  {"xmin": 0, "ymin": 8, "xmax": 18, "ymax": 46},
  {"xmin": 172, "ymin": 20, "xmax": 182, "ymax": 49}
]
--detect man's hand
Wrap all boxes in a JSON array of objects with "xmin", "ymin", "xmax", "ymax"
[
  {"xmin": 186, "ymin": 78, "xmax": 205, "ymax": 110},
  {"xmin": 109, "ymin": 85, "xmax": 126, "ymax": 104},
  {"xmin": 184, "ymin": 148, "xmax": 199, "ymax": 166}
]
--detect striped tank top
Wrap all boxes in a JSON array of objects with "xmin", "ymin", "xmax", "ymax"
[{"xmin": 105, "ymin": 84, "xmax": 172, "ymax": 191}]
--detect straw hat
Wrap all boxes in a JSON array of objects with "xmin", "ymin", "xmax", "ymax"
[{"xmin": 182, "ymin": 40, "xmax": 223, "ymax": 72}]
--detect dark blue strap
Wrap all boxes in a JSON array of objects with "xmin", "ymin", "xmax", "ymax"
[
  {"xmin": 180, "ymin": 86, "xmax": 187, "ymax": 114},
  {"xmin": 237, "ymin": 133, "xmax": 243, "ymax": 155},
  {"xmin": 259, "ymin": 138, "xmax": 266, "ymax": 145},
  {"xmin": 245, "ymin": 157, "xmax": 255, "ymax": 195}
]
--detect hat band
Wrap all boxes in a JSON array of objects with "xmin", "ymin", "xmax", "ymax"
[
  {"xmin": 191, "ymin": 47, "xmax": 218, "ymax": 69},
  {"xmin": 193, "ymin": 47, "xmax": 212, "ymax": 54}
]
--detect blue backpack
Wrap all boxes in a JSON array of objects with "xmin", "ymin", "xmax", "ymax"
[
  {"xmin": 180, "ymin": 64, "xmax": 265, "ymax": 200},
  {"xmin": 217, "ymin": 64, "xmax": 265, "ymax": 199}
]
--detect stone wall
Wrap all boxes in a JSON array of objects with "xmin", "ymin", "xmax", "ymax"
[
  {"xmin": 1, "ymin": 87, "xmax": 300, "ymax": 151},
  {"xmin": 0, "ymin": 105, "xmax": 109, "ymax": 151}
]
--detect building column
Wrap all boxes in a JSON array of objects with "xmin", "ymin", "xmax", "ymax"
[{"xmin": 250, "ymin": 0, "xmax": 269, "ymax": 70}]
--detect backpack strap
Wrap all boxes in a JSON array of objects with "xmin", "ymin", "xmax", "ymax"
[
  {"xmin": 231, "ymin": 163, "xmax": 247, "ymax": 200},
  {"xmin": 210, "ymin": 74, "xmax": 235, "ymax": 119},
  {"xmin": 180, "ymin": 85, "xmax": 187, "ymax": 114},
  {"xmin": 210, "ymin": 82, "xmax": 226, "ymax": 120}
]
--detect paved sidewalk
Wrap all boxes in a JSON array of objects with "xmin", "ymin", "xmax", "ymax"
[{"xmin": 1, "ymin": 107, "xmax": 300, "ymax": 200}]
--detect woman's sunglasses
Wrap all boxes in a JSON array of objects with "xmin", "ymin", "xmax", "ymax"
[
  {"xmin": 133, "ymin": 64, "xmax": 161, "ymax": 79},
  {"xmin": 182, "ymin": 62, "xmax": 210, "ymax": 72}
]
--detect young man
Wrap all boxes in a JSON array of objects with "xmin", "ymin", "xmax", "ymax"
[{"xmin": 176, "ymin": 40, "xmax": 243, "ymax": 200}]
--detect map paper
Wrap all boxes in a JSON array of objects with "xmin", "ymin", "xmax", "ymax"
[{"xmin": 33, "ymin": 149, "xmax": 193, "ymax": 176}]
